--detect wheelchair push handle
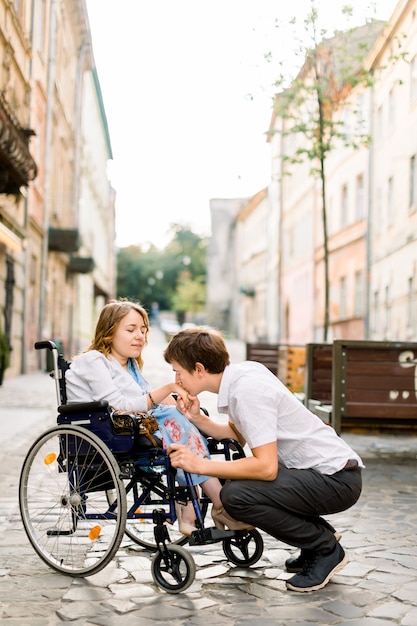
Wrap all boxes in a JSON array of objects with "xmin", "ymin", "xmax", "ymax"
[
  {"xmin": 35, "ymin": 340, "xmax": 62, "ymax": 405},
  {"xmin": 35, "ymin": 340, "xmax": 59, "ymax": 352}
]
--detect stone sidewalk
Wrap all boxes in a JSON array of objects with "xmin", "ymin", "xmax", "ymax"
[{"xmin": 1, "ymin": 329, "xmax": 417, "ymax": 625}]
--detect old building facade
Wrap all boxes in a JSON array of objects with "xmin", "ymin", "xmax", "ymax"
[
  {"xmin": 209, "ymin": 0, "xmax": 417, "ymax": 346},
  {"xmin": 0, "ymin": 0, "xmax": 115, "ymax": 379}
]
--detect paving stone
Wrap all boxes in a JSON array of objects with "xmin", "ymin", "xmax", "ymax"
[
  {"xmin": 343, "ymin": 617, "xmax": 392, "ymax": 626},
  {"xmin": 62, "ymin": 585, "xmax": 113, "ymax": 601},
  {"xmin": 218, "ymin": 600, "xmax": 266, "ymax": 618},
  {"xmin": 86, "ymin": 564, "xmax": 130, "ymax": 587},
  {"xmin": 172, "ymin": 596, "xmax": 218, "ymax": 610},
  {"xmin": 392, "ymin": 582, "xmax": 417, "ymax": 605},
  {"xmin": 367, "ymin": 600, "xmax": 410, "ymax": 619},
  {"xmin": 402, "ymin": 607, "xmax": 417, "ymax": 626},
  {"xmin": 181, "ymin": 616, "xmax": 231, "ymax": 626},
  {"xmin": 101, "ymin": 598, "xmax": 139, "ymax": 614},
  {"xmin": 130, "ymin": 569, "xmax": 155, "ymax": 584},
  {"xmin": 108, "ymin": 582, "xmax": 157, "ymax": 599},
  {"xmin": 322, "ymin": 599, "xmax": 364, "ymax": 618},
  {"xmin": 116, "ymin": 555, "xmax": 151, "ymax": 571},
  {"xmin": 3, "ymin": 367, "xmax": 417, "ymax": 625},
  {"xmin": 341, "ymin": 562, "xmax": 376, "ymax": 577},
  {"xmin": 196, "ymin": 564, "xmax": 230, "ymax": 579},
  {"xmin": 265, "ymin": 604, "xmax": 340, "ymax": 623},
  {"xmin": 56, "ymin": 600, "xmax": 112, "ymax": 621},
  {"xmin": 126, "ymin": 603, "xmax": 194, "ymax": 620},
  {"xmin": 87, "ymin": 612, "xmax": 152, "ymax": 626}
]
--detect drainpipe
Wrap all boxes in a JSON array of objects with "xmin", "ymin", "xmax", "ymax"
[
  {"xmin": 69, "ymin": 40, "xmax": 89, "ymax": 357},
  {"xmin": 277, "ymin": 120, "xmax": 284, "ymax": 344},
  {"xmin": 365, "ymin": 76, "xmax": 375, "ymax": 339},
  {"xmin": 38, "ymin": 0, "xmax": 57, "ymax": 367},
  {"xmin": 21, "ymin": 0, "xmax": 37, "ymax": 373}
]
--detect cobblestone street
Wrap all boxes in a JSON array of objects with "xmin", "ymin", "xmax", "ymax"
[{"xmin": 1, "ymin": 328, "xmax": 416, "ymax": 625}]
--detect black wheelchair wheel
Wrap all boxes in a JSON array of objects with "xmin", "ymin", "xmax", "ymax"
[
  {"xmin": 19, "ymin": 425, "xmax": 127, "ymax": 577},
  {"xmin": 223, "ymin": 529, "xmax": 264, "ymax": 566},
  {"xmin": 151, "ymin": 544, "xmax": 196, "ymax": 593}
]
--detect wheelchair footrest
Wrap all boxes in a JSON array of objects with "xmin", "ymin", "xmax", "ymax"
[{"xmin": 189, "ymin": 526, "xmax": 237, "ymax": 546}]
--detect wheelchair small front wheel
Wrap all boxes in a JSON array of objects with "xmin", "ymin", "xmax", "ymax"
[
  {"xmin": 223, "ymin": 528, "xmax": 264, "ymax": 567},
  {"xmin": 151, "ymin": 544, "xmax": 196, "ymax": 593}
]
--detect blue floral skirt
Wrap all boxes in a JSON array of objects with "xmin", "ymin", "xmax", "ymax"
[{"xmin": 152, "ymin": 404, "xmax": 210, "ymax": 486}]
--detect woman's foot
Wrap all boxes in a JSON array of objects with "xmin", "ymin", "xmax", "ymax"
[
  {"xmin": 211, "ymin": 506, "xmax": 254, "ymax": 531},
  {"xmin": 175, "ymin": 503, "xmax": 197, "ymax": 536}
]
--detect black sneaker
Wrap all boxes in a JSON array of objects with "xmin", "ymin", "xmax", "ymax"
[
  {"xmin": 286, "ymin": 543, "xmax": 348, "ymax": 592},
  {"xmin": 285, "ymin": 550, "xmax": 310, "ymax": 573},
  {"xmin": 285, "ymin": 532, "xmax": 342, "ymax": 573}
]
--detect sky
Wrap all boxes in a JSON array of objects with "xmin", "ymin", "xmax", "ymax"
[{"xmin": 85, "ymin": 0, "xmax": 399, "ymax": 249}]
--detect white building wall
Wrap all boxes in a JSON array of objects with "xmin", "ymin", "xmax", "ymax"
[
  {"xmin": 73, "ymin": 69, "xmax": 115, "ymax": 353},
  {"xmin": 369, "ymin": 0, "xmax": 417, "ymax": 341}
]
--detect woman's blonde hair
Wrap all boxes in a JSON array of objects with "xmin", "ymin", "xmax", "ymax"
[{"xmin": 88, "ymin": 298, "xmax": 150, "ymax": 369}]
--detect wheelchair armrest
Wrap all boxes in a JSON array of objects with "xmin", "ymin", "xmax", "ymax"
[
  {"xmin": 58, "ymin": 400, "xmax": 109, "ymax": 415},
  {"xmin": 206, "ymin": 437, "xmax": 246, "ymax": 460}
]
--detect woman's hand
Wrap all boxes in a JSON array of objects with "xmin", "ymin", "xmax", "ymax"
[
  {"xmin": 175, "ymin": 392, "xmax": 201, "ymax": 420},
  {"xmin": 168, "ymin": 443, "xmax": 202, "ymax": 474},
  {"xmin": 171, "ymin": 383, "xmax": 191, "ymax": 409}
]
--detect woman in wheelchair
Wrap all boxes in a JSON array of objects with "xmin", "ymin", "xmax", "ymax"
[{"xmin": 65, "ymin": 298, "xmax": 251, "ymax": 535}]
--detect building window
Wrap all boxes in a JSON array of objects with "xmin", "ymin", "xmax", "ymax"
[
  {"xmin": 410, "ymin": 155, "xmax": 416, "ymax": 211},
  {"xmin": 354, "ymin": 270, "xmax": 363, "ymax": 316},
  {"xmin": 373, "ymin": 290, "xmax": 379, "ymax": 335},
  {"xmin": 376, "ymin": 105, "xmax": 383, "ymax": 142},
  {"xmin": 356, "ymin": 92, "xmax": 368, "ymax": 134},
  {"xmin": 384, "ymin": 285, "xmax": 391, "ymax": 338},
  {"xmin": 411, "ymin": 55, "xmax": 417, "ymax": 103},
  {"xmin": 36, "ymin": 0, "xmax": 47, "ymax": 54},
  {"xmin": 341, "ymin": 184, "xmax": 348, "ymax": 228},
  {"xmin": 387, "ymin": 176, "xmax": 394, "ymax": 226},
  {"xmin": 407, "ymin": 275, "xmax": 415, "ymax": 332},
  {"xmin": 340, "ymin": 276, "xmax": 347, "ymax": 319},
  {"xmin": 355, "ymin": 174, "xmax": 364, "ymax": 220},
  {"xmin": 375, "ymin": 186, "xmax": 382, "ymax": 234},
  {"xmin": 388, "ymin": 86, "xmax": 395, "ymax": 131}
]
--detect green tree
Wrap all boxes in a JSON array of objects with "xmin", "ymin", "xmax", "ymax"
[
  {"xmin": 171, "ymin": 271, "xmax": 206, "ymax": 325},
  {"xmin": 116, "ymin": 225, "xmax": 207, "ymax": 319},
  {"xmin": 271, "ymin": 2, "xmax": 382, "ymax": 340}
]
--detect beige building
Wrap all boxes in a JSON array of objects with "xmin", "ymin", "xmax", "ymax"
[
  {"xmin": 0, "ymin": 0, "xmax": 38, "ymax": 376},
  {"xmin": 0, "ymin": 0, "xmax": 115, "ymax": 379},
  {"xmin": 206, "ymin": 197, "xmax": 247, "ymax": 335},
  {"xmin": 235, "ymin": 188, "xmax": 280, "ymax": 343},
  {"xmin": 209, "ymin": 0, "xmax": 417, "ymax": 346}
]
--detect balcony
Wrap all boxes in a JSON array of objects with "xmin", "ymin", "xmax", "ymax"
[
  {"xmin": 0, "ymin": 96, "xmax": 37, "ymax": 195},
  {"xmin": 67, "ymin": 256, "xmax": 95, "ymax": 274},
  {"xmin": 48, "ymin": 228, "xmax": 81, "ymax": 253}
]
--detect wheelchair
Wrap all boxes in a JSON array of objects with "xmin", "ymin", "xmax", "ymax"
[{"xmin": 19, "ymin": 340, "xmax": 264, "ymax": 593}]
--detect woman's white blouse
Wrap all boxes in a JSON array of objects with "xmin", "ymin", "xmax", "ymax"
[{"xmin": 65, "ymin": 350, "xmax": 149, "ymax": 412}]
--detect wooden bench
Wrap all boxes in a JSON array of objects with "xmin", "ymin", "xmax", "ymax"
[
  {"xmin": 305, "ymin": 340, "xmax": 417, "ymax": 434},
  {"xmin": 278, "ymin": 345, "xmax": 306, "ymax": 393},
  {"xmin": 332, "ymin": 340, "xmax": 417, "ymax": 434},
  {"xmin": 304, "ymin": 343, "xmax": 333, "ymax": 413},
  {"xmin": 246, "ymin": 343, "xmax": 279, "ymax": 376},
  {"xmin": 246, "ymin": 343, "xmax": 306, "ymax": 394}
]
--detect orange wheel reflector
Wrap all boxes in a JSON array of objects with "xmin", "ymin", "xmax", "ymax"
[
  {"xmin": 88, "ymin": 525, "xmax": 102, "ymax": 541},
  {"xmin": 44, "ymin": 453, "xmax": 57, "ymax": 465}
]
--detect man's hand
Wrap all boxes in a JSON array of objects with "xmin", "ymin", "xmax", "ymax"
[{"xmin": 168, "ymin": 443, "xmax": 202, "ymax": 474}]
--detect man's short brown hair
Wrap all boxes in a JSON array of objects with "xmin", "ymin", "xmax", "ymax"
[{"xmin": 164, "ymin": 327, "xmax": 230, "ymax": 373}]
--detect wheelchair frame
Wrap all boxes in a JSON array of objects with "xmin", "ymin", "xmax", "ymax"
[{"xmin": 18, "ymin": 340, "xmax": 264, "ymax": 593}]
